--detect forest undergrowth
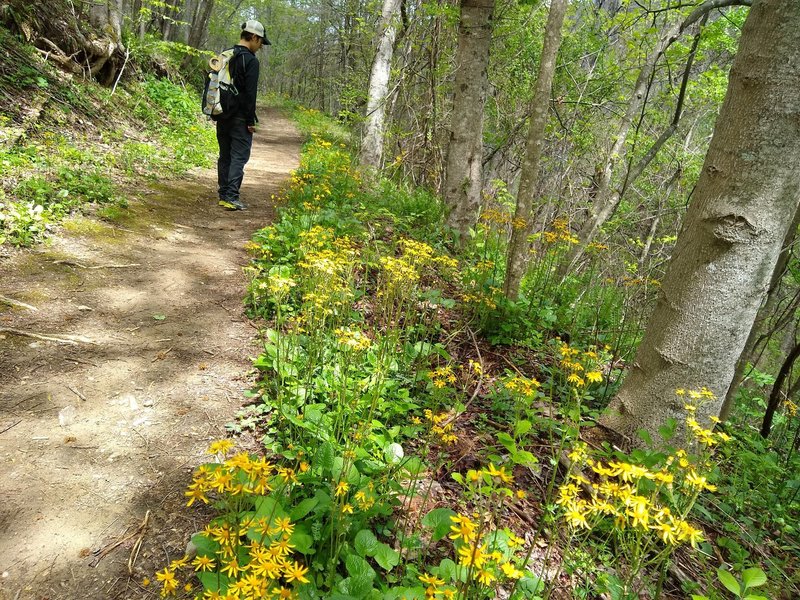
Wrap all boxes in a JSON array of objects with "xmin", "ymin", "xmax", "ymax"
[{"xmin": 145, "ymin": 106, "xmax": 800, "ymax": 600}]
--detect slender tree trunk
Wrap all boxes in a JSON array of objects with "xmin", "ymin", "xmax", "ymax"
[
  {"xmin": 443, "ymin": 0, "xmax": 496, "ymax": 241},
  {"xmin": 602, "ymin": 0, "xmax": 800, "ymax": 442},
  {"xmin": 359, "ymin": 0, "xmax": 402, "ymax": 171},
  {"xmin": 720, "ymin": 204, "xmax": 800, "ymax": 420},
  {"xmin": 502, "ymin": 0, "xmax": 568, "ymax": 300},
  {"xmin": 557, "ymin": 0, "xmax": 751, "ymax": 279},
  {"xmin": 761, "ymin": 343, "xmax": 800, "ymax": 438}
]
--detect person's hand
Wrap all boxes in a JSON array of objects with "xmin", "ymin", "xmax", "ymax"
[{"xmin": 247, "ymin": 125, "xmax": 256, "ymax": 134}]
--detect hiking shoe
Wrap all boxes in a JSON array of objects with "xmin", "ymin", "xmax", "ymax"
[{"xmin": 219, "ymin": 199, "xmax": 247, "ymax": 211}]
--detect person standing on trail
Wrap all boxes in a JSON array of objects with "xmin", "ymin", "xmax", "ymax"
[{"xmin": 216, "ymin": 20, "xmax": 270, "ymax": 211}]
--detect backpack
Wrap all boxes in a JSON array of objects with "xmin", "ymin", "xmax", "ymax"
[{"xmin": 202, "ymin": 48, "xmax": 245, "ymax": 119}]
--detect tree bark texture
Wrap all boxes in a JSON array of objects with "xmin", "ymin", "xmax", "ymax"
[
  {"xmin": 443, "ymin": 0, "xmax": 495, "ymax": 241},
  {"xmin": 359, "ymin": 0, "xmax": 402, "ymax": 171},
  {"xmin": 602, "ymin": 0, "xmax": 800, "ymax": 441},
  {"xmin": 719, "ymin": 204, "xmax": 800, "ymax": 420},
  {"xmin": 503, "ymin": 0, "xmax": 568, "ymax": 300}
]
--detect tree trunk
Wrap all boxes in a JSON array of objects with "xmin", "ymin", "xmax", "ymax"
[
  {"xmin": 443, "ymin": 0, "xmax": 495, "ymax": 241},
  {"xmin": 359, "ymin": 0, "xmax": 402, "ymax": 171},
  {"xmin": 502, "ymin": 0, "xmax": 568, "ymax": 300},
  {"xmin": 602, "ymin": 0, "xmax": 800, "ymax": 442},
  {"xmin": 557, "ymin": 0, "xmax": 751, "ymax": 279},
  {"xmin": 761, "ymin": 343, "xmax": 800, "ymax": 438},
  {"xmin": 719, "ymin": 203, "xmax": 800, "ymax": 420}
]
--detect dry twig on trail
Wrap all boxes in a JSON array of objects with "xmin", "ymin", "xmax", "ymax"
[
  {"xmin": 89, "ymin": 510, "xmax": 151, "ymax": 568},
  {"xmin": 0, "ymin": 327, "xmax": 97, "ymax": 345},
  {"xmin": 0, "ymin": 295, "xmax": 38, "ymax": 311},
  {"xmin": 127, "ymin": 510, "xmax": 150, "ymax": 575},
  {"xmin": 52, "ymin": 260, "xmax": 141, "ymax": 269}
]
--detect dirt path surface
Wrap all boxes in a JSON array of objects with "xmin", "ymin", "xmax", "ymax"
[{"xmin": 0, "ymin": 108, "xmax": 301, "ymax": 600}]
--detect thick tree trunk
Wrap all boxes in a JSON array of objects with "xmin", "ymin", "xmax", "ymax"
[
  {"xmin": 443, "ymin": 0, "xmax": 495, "ymax": 241},
  {"xmin": 602, "ymin": 0, "xmax": 800, "ymax": 442},
  {"xmin": 719, "ymin": 204, "xmax": 800, "ymax": 420},
  {"xmin": 502, "ymin": 0, "xmax": 568, "ymax": 300},
  {"xmin": 359, "ymin": 0, "xmax": 402, "ymax": 171}
]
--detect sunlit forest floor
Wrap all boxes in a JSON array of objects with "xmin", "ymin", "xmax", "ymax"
[{"xmin": 0, "ymin": 109, "xmax": 302, "ymax": 599}]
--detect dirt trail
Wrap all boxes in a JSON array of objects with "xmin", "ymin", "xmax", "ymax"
[{"xmin": 0, "ymin": 108, "xmax": 301, "ymax": 600}]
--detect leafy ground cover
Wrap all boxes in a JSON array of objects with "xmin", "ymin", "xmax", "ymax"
[
  {"xmin": 147, "ymin": 107, "xmax": 800, "ymax": 600},
  {"xmin": 0, "ymin": 33, "xmax": 216, "ymax": 247}
]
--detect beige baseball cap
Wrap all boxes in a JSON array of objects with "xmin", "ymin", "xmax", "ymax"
[{"xmin": 242, "ymin": 20, "xmax": 271, "ymax": 45}]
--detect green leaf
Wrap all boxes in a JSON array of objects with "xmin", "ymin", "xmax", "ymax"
[
  {"xmin": 253, "ymin": 495, "xmax": 288, "ymax": 521},
  {"xmin": 421, "ymin": 508, "xmax": 456, "ymax": 542},
  {"xmin": 346, "ymin": 554, "xmax": 376, "ymax": 581},
  {"xmin": 434, "ymin": 558, "xmax": 457, "ymax": 582},
  {"xmin": 152, "ymin": 314, "xmax": 166, "ymax": 321},
  {"xmin": 374, "ymin": 542, "xmax": 400, "ymax": 571},
  {"xmin": 718, "ymin": 569, "xmax": 742, "ymax": 597},
  {"xmin": 354, "ymin": 529, "xmax": 379, "ymax": 557},
  {"xmin": 743, "ymin": 596, "xmax": 768, "ymax": 600},
  {"xmin": 314, "ymin": 441, "xmax": 335, "ymax": 474},
  {"xmin": 197, "ymin": 570, "xmax": 230, "ymax": 592},
  {"xmin": 496, "ymin": 431, "xmax": 516, "ymax": 453},
  {"xmin": 190, "ymin": 533, "xmax": 219, "ymax": 557},
  {"xmin": 514, "ymin": 419, "xmax": 532, "ymax": 437},
  {"xmin": 290, "ymin": 497, "xmax": 319, "ymax": 521},
  {"xmin": 741, "ymin": 567, "xmax": 767, "ymax": 589},
  {"xmin": 289, "ymin": 529, "xmax": 314, "ymax": 554}
]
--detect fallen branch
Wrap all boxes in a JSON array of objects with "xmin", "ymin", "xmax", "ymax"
[
  {"xmin": 127, "ymin": 510, "xmax": 150, "ymax": 575},
  {"xmin": 0, "ymin": 327, "xmax": 97, "ymax": 345},
  {"xmin": 66, "ymin": 385, "xmax": 87, "ymax": 401},
  {"xmin": 52, "ymin": 260, "xmax": 141, "ymax": 269},
  {"xmin": 90, "ymin": 509, "xmax": 151, "ymax": 568},
  {"xmin": 0, "ymin": 295, "xmax": 38, "ymax": 311}
]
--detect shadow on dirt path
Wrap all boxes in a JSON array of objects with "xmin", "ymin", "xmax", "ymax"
[{"xmin": 0, "ymin": 107, "xmax": 301, "ymax": 599}]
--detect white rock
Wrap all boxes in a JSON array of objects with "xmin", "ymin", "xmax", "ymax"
[{"xmin": 58, "ymin": 406, "xmax": 76, "ymax": 427}]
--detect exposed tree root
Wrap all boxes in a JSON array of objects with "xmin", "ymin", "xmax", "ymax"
[{"xmin": 0, "ymin": 327, "xmax": 97, "ymax": 345}]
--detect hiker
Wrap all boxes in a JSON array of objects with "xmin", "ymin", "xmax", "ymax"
[{"xmin": 216, "ymin": 20, "xmax": 270, "ymax": 211}]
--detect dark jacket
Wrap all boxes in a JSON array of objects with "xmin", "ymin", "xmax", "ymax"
[{"xmin": 226, "ymin": 45, "xmax": 259, "ymax": 126}]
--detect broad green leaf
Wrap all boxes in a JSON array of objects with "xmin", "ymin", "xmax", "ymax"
[
  {"xmin": 190, "ymin": 533, "xmax": 219, "ymax": 557},
  {"xmin": 314, "ymin": 441, "xmax": 335, "ymax": 474},
  {"xmin": 374, "ymin": 542, "xmax": 400, "ymax": 571},
  {"xmin": 717, "ymin": 569, "xmax": 742, "ymax": 596},
  {"xmin": 514, "ymin": 419, "xmax": 532, "ymax": 437},
  {"xmin": 354, "ymin": 529, "xmax": 379, "ymax": 557},
  {"xmin": 254, "ymin": 495, "xmax": 288, "ymax": 521},
  {"xmin": 421, "ymin": 508, "xmax": 456, "ymax": 542},
  {"xmin": 741, "ymin": 567, "xmax": 767, "ymax": 589},
  {"xmin": 197, "ymin": 571, "xmax": 230, "ymax": 592},
  {"xmin": 289, "ymin": 529, "xmax": 314, "ymax": 554},
  {"xmin": 496, "ymin": 431, "xmax": 516, "ymax": 453},
  {"xmin": 290, "ymin": 497, "xmax": 319, "ymax": 521},
  {"xmin": 434, "ymin": 558, "xmax": 457, "ymax": 582},
  {"xmin": 345, "ymin": 554, "xmax": 376, "ymax": 581}
]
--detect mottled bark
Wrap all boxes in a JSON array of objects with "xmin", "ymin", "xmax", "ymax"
[
  {"xmin": 502, "ymin": 0, "xmax": 568, "ymax": 300},
  {"xmin": 602, "ymin": 0, "xmax": 800, "ymax": 441},
  {"xmin": 359, "ymin": 0, "xmax": 402, "ymax": 171},
  {"xmin": 719, "ymin": 205, "xmax": 800, "ymax": 421},
  {"xmin": 443, "ymin": 0, "xmax": 495, "ymax": 241}
]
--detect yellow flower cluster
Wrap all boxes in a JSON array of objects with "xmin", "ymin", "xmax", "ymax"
[
  {"xmin": 676, "ymin": 388, "xmax": 731, "ymax": 447},
  {"xmin": 785, "ymin": 399, "xmax": 798, "ymax": 417},
  {"xmin": 460, "ymin": 287, "xmax": 500, "ymax": 310},
  {"xmin": 538, "ymin": 218, "xmax": 579, "ymax": 245},
  {"xmin": 423, "ymin": 409, "xmax": 458, "ymax": 444},
  {"xmin": 558, "ymin": 342, "xmax": 605, "ymax": 388},
  {"xmin": 558, "ymin": 439, "xmax": 722, "ymax": 547},
  {"xmin": 159, "ymin": 442, "xmax": 312, "ymax": 598},
  {"xmin": 415, "ymin": 515, "xmax": 527, "ymax": 596},
  {"xmin": 334, "ymin": 327, "xmax": 372, "ymax": 351},
  {"xmin": 503, "ymin": 375, "xmax": 541, "ymax": 398},
  {"xmin": 429, "ymin": 365, "xmax": 456, "ymax": 389}
]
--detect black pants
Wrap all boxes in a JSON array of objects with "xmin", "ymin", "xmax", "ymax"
[{"xmin": 216, "ymin": 117, "xmax": 252, "ymax": 203}]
